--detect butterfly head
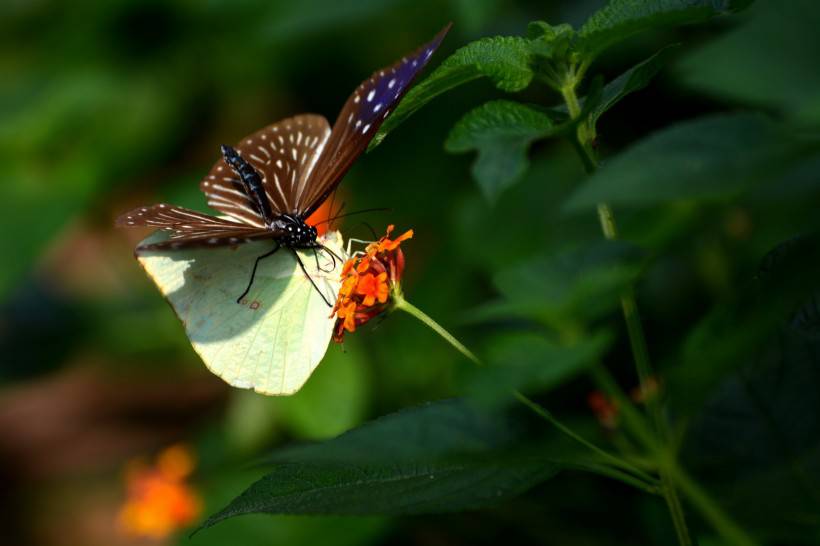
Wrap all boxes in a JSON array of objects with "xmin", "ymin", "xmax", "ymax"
[{"xmin": 279, "ymin": 214, "xmax": 318, "ymax": 248}]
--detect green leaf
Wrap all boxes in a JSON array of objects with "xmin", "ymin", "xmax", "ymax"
[
  {"xmin": 671, "ymin": 234, "xmax": 820, "ymax": 415},
  {"xmin": 687, "ymin": 321, "xmax": 820, "ymax": 538},
  {"xmin": 475, "ymin": 240, "xmax": 644, "ymax": 325},
  {"xmin": 192, "ymin": 470, "xmax": 388, "ymax": 546},
  {"xmin": 200, "ymin": 400, "xmax": 559, "ymax": 526},
  {"xmin": 564, "ymin": 113, "xmax": 806, "ymax": 210},
  {"xmin": 201, "ymin": 456, "xmax": 557, "ymax": 520},
  {"xmin": 467, "ymin": 330, "xmax": 613, "ymax": 406},
  {"xmin": 527, "ymin": 21, "xmax": 576, "ymax": 61},
  {"xmin": 589, "ymin": 44, "xmax": 679, "ymax": 127},
  {"xmin": 445, "ymin": 100, "xmax": 557, "ymax": 201},
  {"xmin": 266, "ymin": 399, "xmax": 523, "ymax": 464},
  {"xmin": 371, "ymin": 37, "xmax": 535, "ymax": 149},
  {"xmin": 679, "ymin": 0, "xmax": 820, "ymax": 125},
  {"xmin": 577, "ymin": 0, "xmax": 751, "ymax": 61},
  {"xmin": 684, "ymin": 241, "xmax": 820, "ymax": 539}
]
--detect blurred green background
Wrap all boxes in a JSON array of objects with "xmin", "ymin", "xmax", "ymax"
[{"xmin": 1, "ymin": 0, "xmax": 819, "ymax": 544}]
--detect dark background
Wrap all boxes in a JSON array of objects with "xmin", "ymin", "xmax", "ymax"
[{"xmin": 1, "ymin": 0, "xmax": 818, "ymax": 544}]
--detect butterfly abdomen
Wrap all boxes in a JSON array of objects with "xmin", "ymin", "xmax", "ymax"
[{"xmin": 221, "ymin": 144, "xmax": 275, "ymax": 226}]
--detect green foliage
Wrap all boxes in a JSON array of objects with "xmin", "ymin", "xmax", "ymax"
[
  {"xmin": 445, "ymin": 100, "xmax": 557, "ymax": 201},
  {"xmin": 203, "ymin": 456, "xmax": 556, "ymax": 521},
  {"xmin": 672, "ymin": 234, "xmax": 820, "ymax": 415},
  {"xmin": 589, "ymin": 44, "xmax": 678, "ymax": 127},
  {"xmin": 188, "ymin": 470, "xmax": 388, "ymax": 546},
  {"xmin": 679, "ymin": 0, "xmax": 820, "ymax": 125},
  {"xmin": 480, "ymin": 240, "xmax": 644, "ymax": 325},
  {"xmin": 564, "ymin": 113, "xmax": 809, "ymax": 209},
  {"xmin": 467, "ymin": 331, "xmax": 613, "ymax": 406},
  {"xmin": 271, "ymin": 346, "xmax": 370, "ymax": 439},
  {"xmin": 0, "ymin": 75, "xmax": 174, "ymax": 297},
  {"xmin": 577, "ymin": 0, "xmax": 751, "ymax": 60},
  {"xmin": 685, "ymin": 251, "xmax": 820, "ymax": 541},
  {"xmin": 371, "ymin": 37, "xmax": 535, "ymax": 149},
  {"xmin": 224, "ymin": 345, "xmax": 369, "ymax": 453},
  {"xmin": 527, "ymin": 20, "xmax": 576, "ymax": 62},
  {"xmin": 201, "ymin": 401, "xmax": 559, "ymax": 526},
  {"xmin": 10, "ymin": 0, "xmax": 820, "ymax": 544}
]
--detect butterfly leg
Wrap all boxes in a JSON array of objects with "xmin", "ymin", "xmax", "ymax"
[
  {"xmin": 320, "ymin": 245, "xmax": 338, "ymax": 272},
  {"xmin": 236, "ymin": 243, "xmax": 281, "ymax": 304},
  {"xmin": 313, "ymin": 247, "xmax": 334, "ymax": 273},
  {"xmin": 317, "ymin": 243, "xmax": 343, "ymax": 268},
  {"xmin": 292, "ymin": 249, "xmax": 334, "ymax": 307}
]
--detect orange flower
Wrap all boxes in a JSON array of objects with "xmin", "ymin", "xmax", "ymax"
[
  {"xmin": 331, "ymin": 225, "xmax": 413, "ymax": 341},
  {"xmin": 587, "ymin": 391, "xmax": 619, "ymax": 430},
  {"xmin": 118, "ymin": 444, "xmax": 201, "ymax": 539},
  {"xmin": 356, "ymin": 272, "xmax": 389, "ymax": 306},
  {"xmin": 377, "ymin": 225, "xmax": 414, "ymax": 252},
  {"xmin": 336, "ymin": 299, "xmax": 358, "ymax": 333}
]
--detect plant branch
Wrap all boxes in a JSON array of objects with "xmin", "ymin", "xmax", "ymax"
[
  {"xmin": 393, "ymin": 295, "xmax": 661, "ymax": 494},
  {"xmin": 515, "ymin": 391, "xmax": 659, "ymax": 489},
  {"xmin": 393, "ymin": 295, "xmax": 480, "ymax": 366},
  {"xmin": 561, "ymin": 81, "xmax": 693, "ymax": 546},
  {"xmin": 665, "ymin": 458, "xmax": 758, "ymax": 546}
]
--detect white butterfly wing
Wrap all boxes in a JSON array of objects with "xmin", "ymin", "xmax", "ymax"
[{"xmin": 135, "ymin": 230, "xmax": 344, "ymax": 395}]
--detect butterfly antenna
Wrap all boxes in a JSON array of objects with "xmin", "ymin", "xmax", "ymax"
[
  {"xmin": 314, "ymin": 207, "xmax": 392, "ymax": 226},
  {"xmin": 236, "ymin": 243, "xmax": 281, "ymax": 304},
  {"xmin": 361, "ymin": 221, "xmax": 378, "ymax": 240},
  {"xmin": 332, "ymin": 201, "xmax": 347, "ymax": 227},
  {"xmin": 292, "ymin": 249, "xmax": 334, "ymax": 307}
]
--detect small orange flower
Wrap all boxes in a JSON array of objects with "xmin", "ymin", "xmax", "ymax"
[
  {"xmin": 331, "ymin": 225, "xmax": 413, "ymax": 341},
  {"xmin": 336, "ymin": 299, "xmax": 358, "ymax": 333},
  {"xmin": 588, "ymin": 391, "xmax": 619, "ymax": 430},
  {"xmin": 118, "ymin": 444, "xmax": 201, "ymax": 539},
  {"xmin": 630, "ymin": 376, "xmax": 661, "ymax": 404},
  {"xmin": 377, "ymin": 225, "xmax": 414, "ymax": 252},
  {"xmin": 356, "ymin": 272, "xmax": 389, "ymax": 306}
]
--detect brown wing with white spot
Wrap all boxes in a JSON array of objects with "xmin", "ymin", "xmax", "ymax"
[
  {"xmin": 298, "ymin": 24, "xmax": 451, "ymax": 218},
  {"xmin": 116, "ymin": 204, "xmax": 276, "ymax": 249},
  {"xmin": 200, "ymin": 114, "xmax": 331, "ymax": 222}
]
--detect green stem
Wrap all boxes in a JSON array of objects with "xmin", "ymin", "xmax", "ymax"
[
  {"xmin": 515, "ymin": 391, "xmax": 659, "ymax": 489},
  {"xmin": 666, "ymin": 460, "xmax": 759, "ymax": 546},
  {"xmin": 561, "ymin": 81, "xmax": 693, "ymax": 546},
  {"xmin": 393, "ymin": 295, "xmax": 480, "ymax": 366},
  {"xmin": 589, "ymin": 364, "xmax": 657, "ymax": 452},
  {"xmin": 568, "ymin": 461, "xmax": 660, "ymax": 495},
  {"xmin": 664, "ymin": 474, "xmax": 695, "ymax": 546},
  {"xmin": 392, "ymin": 295, "xmax": 658, "ymax": 493}
]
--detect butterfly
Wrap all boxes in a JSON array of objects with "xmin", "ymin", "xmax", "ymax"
[{"xmin": 117, "ymin": 24, "xmax": 451, "ymax": 305}]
